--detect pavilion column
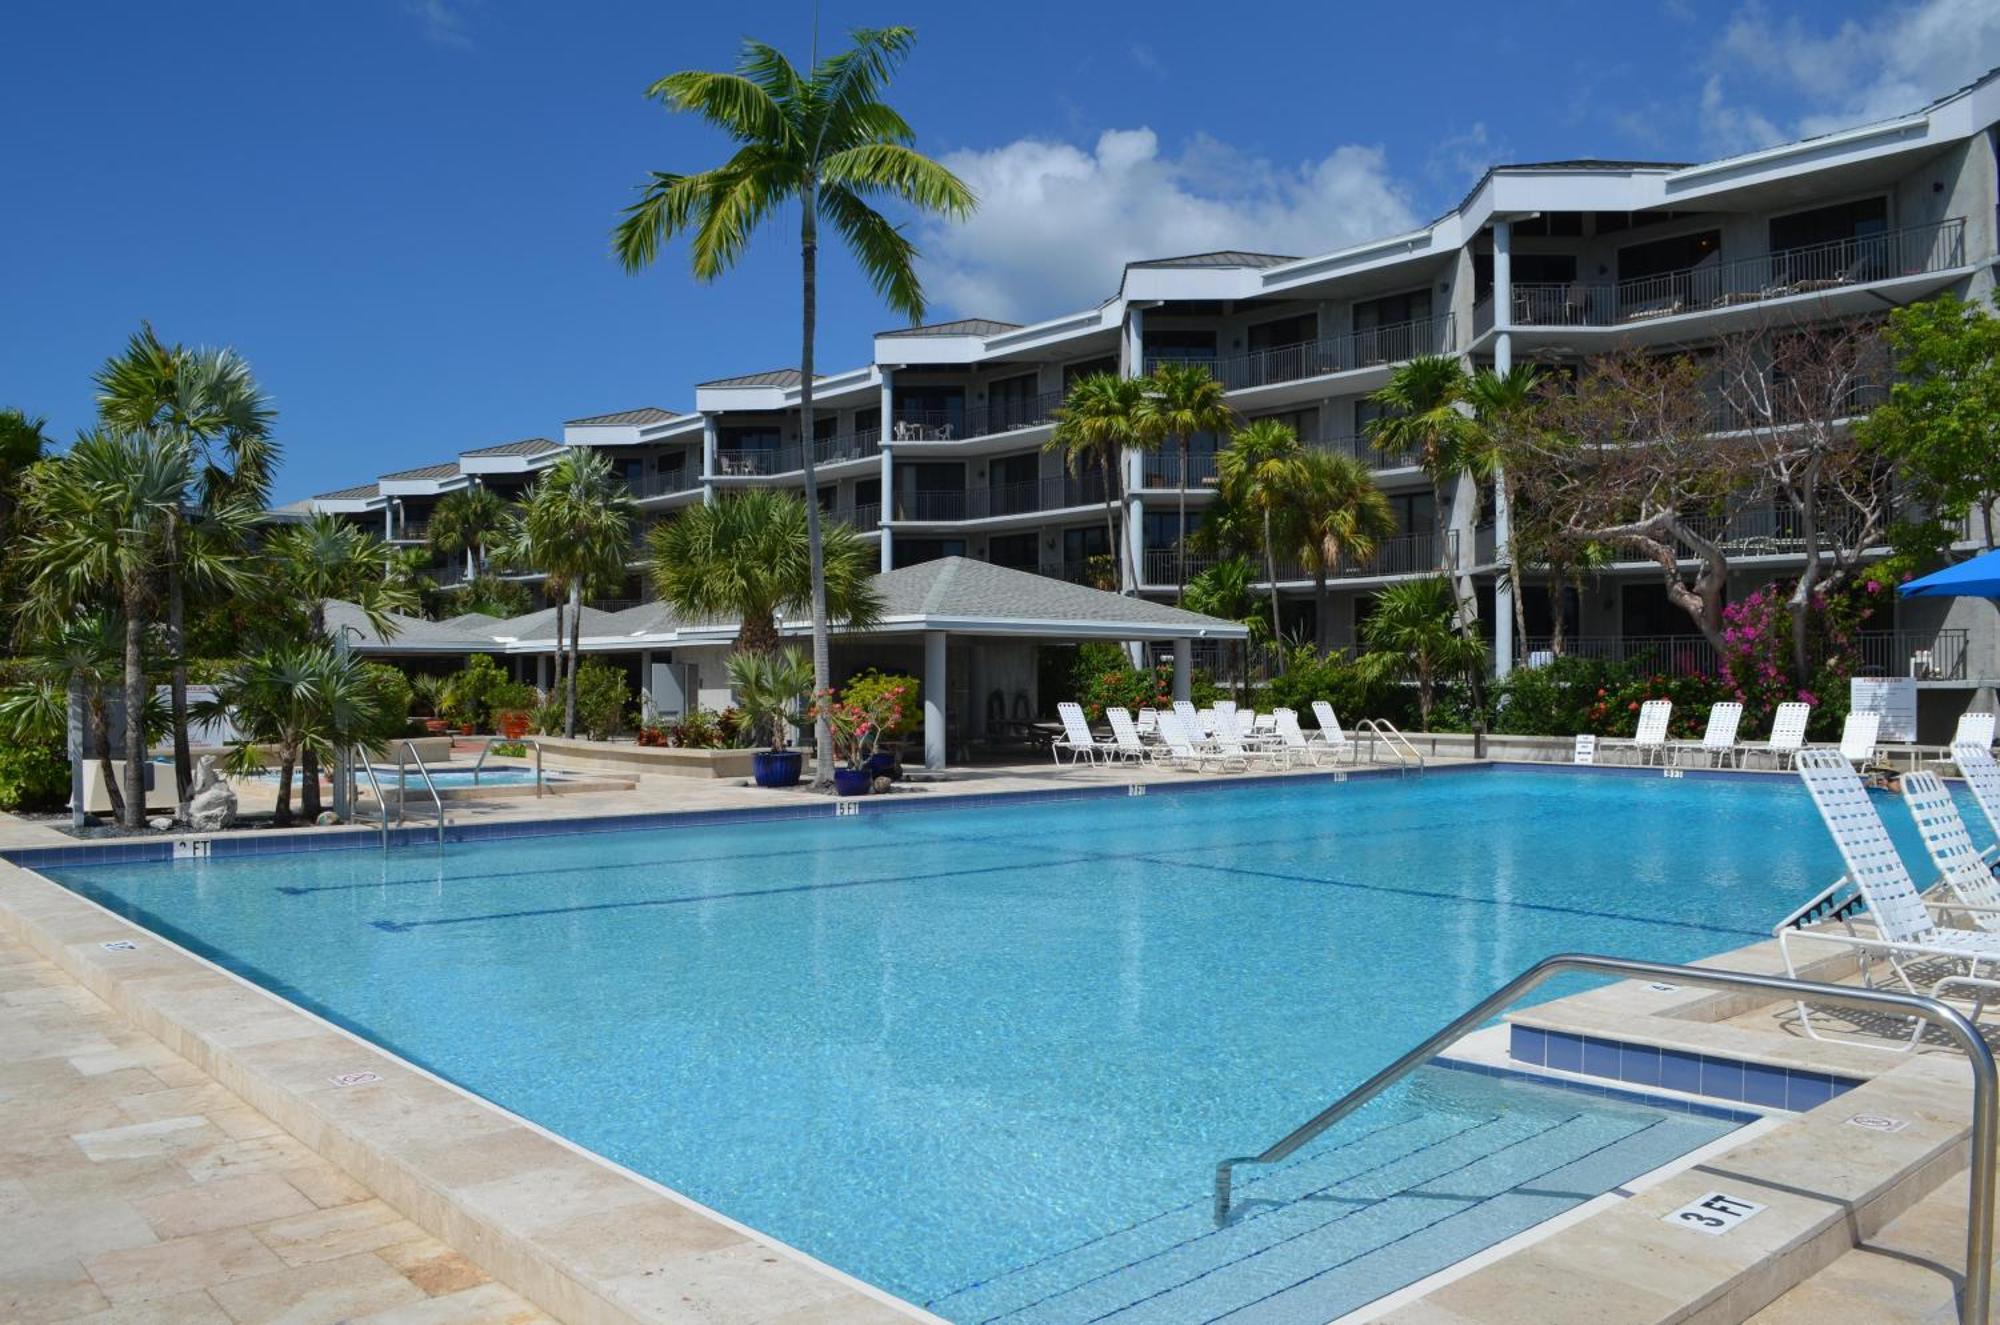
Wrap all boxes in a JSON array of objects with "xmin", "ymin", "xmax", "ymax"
[
  {"xmin": 1172, "ymin": 638, "xmax": 1193, "ymax": 703},
  {"xmin": 1492, "ymin": 217, "xmax": 1515, "ymax": 679},
  {"xmin": 879, "ymin": 369, "xmax": 895, "ymax": 572},
  {"xmin": 640, "ymin": 650, "xmax": 656, "ymax": 722},
  {"xmin": 923, "ymin": 630, "xmax": 947, "ymax": 771}
]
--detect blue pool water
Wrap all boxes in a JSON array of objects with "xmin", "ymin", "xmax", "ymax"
[
  {"xmin": 36, "ymin": 767, "xmax": 1984, "ymax": 1322},
  {"xmin": 244, "ymin": 766, "xmax": 551, "ymax": 789}
]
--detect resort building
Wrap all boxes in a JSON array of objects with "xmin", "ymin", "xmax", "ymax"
[{"xmin": 308, "ymin": 68, "xmax": 2000, "ymax": 692}]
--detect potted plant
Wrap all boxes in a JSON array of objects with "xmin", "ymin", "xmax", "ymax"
[
  {"xmin": 488, "ymin": 681, "xmax": 539, "ymax": 740},
  {"xmin": 410, "ymin": 674, "xmax": 450, "ymax": 735},
  {"xmin": 728, "ymin": 648, "xmax": 812, "ymax": 788},
  {"xmin": 842, "ymin": 669, "xmax": 918, "ymax": 781},
  {"xmin": 812, "ymin": 675, "xmax": 910, "ymax": 796}
]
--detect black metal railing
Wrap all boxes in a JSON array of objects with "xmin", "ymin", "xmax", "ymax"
[
  {"xmin": 1501, "ymin": 219, "xmax": 1965, "ymax": 328},
  {"xmin": 891, "ymin": 390, "xmax": 1066, "ymax": 443},
  {"xmin": 1139, "ymin": 529, "xmax": 1452, "ymax": 586},
  {"xmin": 831, "ymin": 502, "xmax": 880, "ymax": 533},
  {"xmin": 1142, "ymin": 315, "xmax": 1456, "ymax": 392},
  {"xmin": 1515, "ymin": 629, "xmax": 1967, "ymax": 680},
  {"xmin": 893, "ymin": 474, "xmax": 1108, "ymax": 522},
  {"xmin": 712, "ymin": 428, "xmax": 882, "ymax": 477},
  {"xmin": 625, "ymin": 468, "xmax": 699, "ymax": 500}
]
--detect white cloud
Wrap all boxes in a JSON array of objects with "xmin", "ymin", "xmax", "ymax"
[
  {"xmin": 1700, "ymin": 0, "xmax": 2000, "ymax": 153},
  {"xmin": 913, "ymin": 128, "xmax": 1419, "ymax": 323},
  {"xmin": 404, "ymin": 0, "xmax": 477, "ymax": 49}
]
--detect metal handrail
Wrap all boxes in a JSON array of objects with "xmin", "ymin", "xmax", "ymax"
[
  {"xmin": 1210, "ymin": 953, "xmax": 1996, "ymax": 1325},
  {"xmin": 397, "ymin": 741, "xmax": 446, "ymax": 845},
  {"xmin": 468, "ymin": 734, "xmax": 546, "ymax": 797},
  {"xmin": 351, "ymin": 747, "xmax": 390, "ymax": 849},
  {"xmin": 1354, "ymin": 717, "xmax": 1424, "ymax": 774}
]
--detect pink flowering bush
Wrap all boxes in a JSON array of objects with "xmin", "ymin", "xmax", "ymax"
[
  {"xmin": 811, "ymin": 681, "xmax": 908, "ymax": 769},
  {"xmin": 1717, "ymin": 580, "xmax": 1875, "ymax": 739}
]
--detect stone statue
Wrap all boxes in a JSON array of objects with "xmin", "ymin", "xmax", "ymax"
[{"xmin": 186, "ymin": 756, "xmax": 238, "ymax": 832}]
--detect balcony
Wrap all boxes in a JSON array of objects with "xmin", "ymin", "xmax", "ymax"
[
  {"xmin": 1140, "ymin": 529, "xmax": 1450, "ymax": 586},
  {"xmin": 1306, "ymin": 432, "xmax": 1423, "ymax": 473},
  {"xmin": 1050, "ymin": 555, "xmax": 1119, "ymax": 590},
  {"xmin": 1482, "ymin": 219, "xmax": 1965, "ymax": 331},
  {"xmin": 1141, "ymin": 315, "xmax": 1456, "ymax": 393},
  {"xmin": 625, "ymin": 468, "xmax": 700, "ymax": 500},
  {"xmin": 830, "ymin": 502, "xmax": 880, "ymax": 534},
  {"xmin": 893, "ymin": 474, "xmax": 1108, "ymax": 522},
  {"xmin": 389, "ymin": 519, "xmax": 430, "ymax": 544},
  {"xmin": 1142, "ymin": 452, "xmax": 1219, "ymax": 489},
  {"xmin": 891, "ymin": 389, "xmax": 1067, "ymax": 444},
  {"xmin": 1674, "ymin": 505, "xmax": 1883, "ymax": 558},
  {"xmin": 712, "ymin": 429, "xmax": 882, "ymax": 478},
  {"xmin": 1516, "ymin": 628, "xmax": 1968, "ymax": 681}
]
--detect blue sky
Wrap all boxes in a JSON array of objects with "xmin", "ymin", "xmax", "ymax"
[{"xmin": 4, "ymin": 0, "xmax": 1996, "ymax": 502}]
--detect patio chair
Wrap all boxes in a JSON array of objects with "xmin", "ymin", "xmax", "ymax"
[
  {"xmin": 1275, "ymin": 708, "xmax": 1337, "ymax": 767},
  {"xmin": 1135, "ymin": 707, "xmax": 1160, "ymax": 736},
  {"xmin": 1835, "ymin": 711, "xmax": 1881, "ymax": 769},
  {"xmin": 1207, "ymin": 723, "xmax": 1281, "ymax": 772},
  {"xmin": 1052, "ymin": 702, "xmax": 1118, "ymax": 765},
  {"xmin": 1900, "ymin": 771, "xmax": 2000, "ymax": 932},
  {"xmin": 1762, "ymin": 701, "xmax": 1813, "ymax": 769},
  {"xmin": 1954, "ymin": 711, "xmax": 1997, "ymax": 754},
  {"xmin": 1309, "ymin": 702, "xmax": 1352, "ymax": 762},
  {"xmin": 1952, "ymin": 742, "xmax": 2000, "ymax": 848},
  {"xmin": 1675, "ymin": 702, "xmax": 1743, "ymax": 768},
  {"xmin": 1104, "ymin": 707, "xmax": 1152, "ymax": 764},
  {"xmin": 1173, "ymin": 700, "xmax": 1205, "ymax": 740},
  {"xmin": 1780, "ymin": 749, "xmax": 2000, "ymax": 1049},
  {"xmin": 1212, "ymin": 699, "xmax": 1238, "ymax": 734},
  {"xmin": 1157, "ymin": 710, "xmax": 1242, "ymax": 772},
  {"xmin": 1619, "ymin": 699, "xmax": 1672, "ymax": 766}
]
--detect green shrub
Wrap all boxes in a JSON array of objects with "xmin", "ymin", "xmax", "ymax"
[
  {"xmin": 490, "ymin": 740, "xmax": 528, "ymax": 758},
  {"xmin": 0, "ymin": 744, "xmax": 68, "ymax": 812},
  {"xmin": 573, "ymin": 660, "xmax": 629, "ymax": 740},
  {"xmin": 488, "ymin": 680, "xmax": 539, "ymax": 716},
  {"xmin": 1265, "ymin": 647, "xmax": 1391, "ymax": 725},
  {"xmin": 531, "ymin": 697, "xmax": 565, "ymax": 736},
  {"xmin": 441, "ymin": 654, "xmax": 508, "ymax": 729},
  {"xmin": 842, "ymin": 669, "xmax": 919, "ymax": 736},
  {"xmin": 1489, "ymin": 656, "xmax": 1632, "ymax": 736},
  {"xmin": 358, "ymin": 664, "xmax": 414, "ymax": 743}
]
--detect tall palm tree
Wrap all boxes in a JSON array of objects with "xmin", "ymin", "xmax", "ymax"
[
  {"xmin": 1365, "ymin": 355, "xmax": 1486, "ymax": 619},
  {"xmin": 1137, "ymin": 363, "xmax": 1235, "ymax": 602},
  {"xmin": 651, "ymin": 489, "xmax": 881, "ymax": 655},
  {"xmin": 1295, "ymin": 450, "xmax": 1395, "ymax": 654},
  {"xmin": 1182, "ymin": 557, "xmax": 1263, "ymax": 704},
  {"xmin": 16, "ymin": 431, "xmax": 241, "ymax": 829},
  {"xmin": 1048, "ymin": 373, "xmax": 1147, "ymax": 592},
  {"xmin": 1357, "ymin": 576, "xmax": 1487, "ymax": 730},
  {"xmin": 1216, "ymin": 418, "xmax": 1309, "ymax": 672},
  {"xmin": 0, "ymin": 408, "xmax": 52, "ymax": 628},
  {"xmin": 95, "ymin": 327, "xmax": 276, "ymax": 815},
  {"xmin": 1468, "ymin": 363, "xmax": 1545, "ymax": 666},
  {"xmin": 0, "ymin": 613, "xmax": 132, "ymax": 825},
  {"xmin": 262, "ymin": 514, "xmax": 418, "ymax": 818},
  {"xmin": 429, "ymin": 485, "xmax": 509, "ymax": 580},
  {"xmin": 507, "ymin": 449, "xmax": 634, "ymax": 738},
  {"xmin": 613, "ymin": 26, "xmax": 973, "ymax": 788},
  {"xmin": 198, "ymin": 642, "xmax": 392, "ymax": 827}
]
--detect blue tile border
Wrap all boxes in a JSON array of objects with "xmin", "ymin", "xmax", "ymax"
[
  {"xmin": 1432, "ymin": 1055, "xmax": 1762, "ymax": 1125},
  {"xmin": 1508, "ymin": 1023, "xmax": 1862, "ymax": 1112}
]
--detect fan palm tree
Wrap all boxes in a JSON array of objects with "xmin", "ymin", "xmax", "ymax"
[
  {"xmin": 1048, "ymin": 373, "xmax": 1146, "ymax": 592},
  {"xmin": 0, "ymin": 408, "xmax": 52, "ymax": 628},
  {"xmin": 16, "ymin": 431, "xmax": 235, "ymax": 828},
  {"xmin": 1357, "ymin": 576, "xmax": 1487, "ymax": 730},
  {"xmin": 1365, "ymin": 355, "xmax": 1487, "ymax": 615},
  {"xmin": 429, "ymin": 485, "xmax": 509, "ymax": 580},
  {"xmin": 613, "ymin": 26, "xmax": 973, "ymax": 788},
  {"xmin": 1216, "ymin": 418, "xmax": 1310, "ymax": 671},
  {"xmin": 95, "ymin": 326, "xmax": 276, "ymax": 814},
  {"xmin": 1136, "ymin": 364, "xmax": 1235, "ymax": 602},
  {"xmin": 198, "ymin": 642, "xmax": 392, "ymax": 826},
  {"xmin": 0, "ymin": 613, "xmax": 132, "ymax": 824},
  {"xmin": 506, "ymin": 449, "xmax": 635, "ymax": 738},
  {"xmin": 651, "ymin": 489, "xmax": 882, "ymax": 655},
  {"xmin": 1295, "ymin": 450, "xmax": 1395, "ymax": 654},
  {"xmin": 262, "ymin": 514, "xmax": 418, "ymax": 818},
  {"xmin": 1182, "ymin": 557, "xmax": 1263, "ymax": 704},
  {"xmin": 1468, "ymin": 363, "xmax": 1545, "ymax": 665}
]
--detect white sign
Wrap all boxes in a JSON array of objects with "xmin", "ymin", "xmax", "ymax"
[
  {"xmin": 329, "ymin": 1071, "xmax": 383, "ymax": 1088},
  {"xmin": 1846, "ymin": 1113, "xmax": 1909, "ymax": 1134},
  {"xmin": 1664, "ymin": 1190, "xmax": 1766, "ymax": 1236},
  {"xmin": 1851, "ymin": 677, "xmax": 1918, "ymax": 744}
]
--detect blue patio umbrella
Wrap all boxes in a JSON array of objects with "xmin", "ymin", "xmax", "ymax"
[{"xmin": 1900, "ymin": 547, "xmax": 2000, "ymax": 599}]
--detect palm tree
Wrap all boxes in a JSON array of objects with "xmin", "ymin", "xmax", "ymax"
[
  {"xmin": 262, "ymin": 514, "xmax": 418, "ymax": 818},
  {"xmin": 1137, "ymin": 364, "xmax": 1235, "ymax": 602},
  {"xmin": 613, "ymin": 26, "xmax": 973, "ymax": 788},
  {"xmin": 0, "ymin": 408, "xmax": 51, "ymax": 628},
  {"xmin": 1048, "ymin": 373, "xmax": 1146, "ymax": 592},
  {"xmin": 507, "ymin": 449, "xmax": 634, "ymax": 738},
  {"xmin": 1295, "ymin": 450, "xmax": 1395, "ymax": 654},
  {"xmin": 1357, "ymin": 576, "xmax": 1487, "ymax": 730},
  {"xmin": 1365, "ymin": 355, "xmax": 1486, "ymax": 614},
  {"xmin": 429, "ymin": 486, "xmax": 509, "ymax": 580},
  {"xmin": 651, "ymin": 490, "xmax": 882, "ymax": 654},
  {"xmin": 1182, "ymin": 557, "xmax": 1263, "ymax": 704},
  {"xmin": 0, "ymin": 613, "xmax": 132, "ymax": 825},
  {"xmin": 1216, "ymin": 418, "xmax": 1310, "ymax": 671},
  {"xmin": 1468, "ymin": 363, "xmax": 1545, "ymax": 665},
  {"xmin": 16, "ymin": 431, "xmax": 213, "ymax": 829},
  {"xmin": 95, "ymin": 326, "xmax": 276, "ymax": 815},
  {"xmin": 198, "ymin": 642, "xmax": 392, "ymax": 826}
]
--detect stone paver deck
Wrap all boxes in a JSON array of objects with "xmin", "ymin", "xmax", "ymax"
[{"xmin": 0, "ymin": 929, "xmax": 552, "ymax": 1325}]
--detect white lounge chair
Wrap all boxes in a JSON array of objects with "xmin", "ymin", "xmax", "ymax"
[
  {"xmin": 1901, "ymin": 771, "xmax": 2000, "ymax": 932},
  {"xmin": 1957, "ymin": 711, "xmax": 1998, "ymax": 752},
  {"xmin": 1136, "ymin": 707, "xmax": 1159, "ymax": 736},
  {"xmin": 1835, "ymin": 711, "xmax": 1881, "ymax": 769},
  {"xmin": 1104, "ymin": 707, "xmax": 1151, "ymax": 764},
  {"xmin": 1676, "ymin": 702, "xmax": 1743, "ymax": 768},
  {"xmin": 1157, "ymin": 710, "xmax": 1244, "ymax": 772},
  {"xmin": 1052, "ymin": 702, "xmax": 1119, "ymax": 765},
  {"xmin": 1274, "ymin": 708, "xmax": 1336, "ymax": 767},
  {"xmin": 1309, "ymin": 702, "xmax": 1352, "ymax": 762},
  {"xmin": 1762, "ymin": 701, "xmax": 1813, "ymax": 769},
  {"xmin": 1780, "ymin": 749, "xmax": 2000, "ymax": 1048},
  {"xmin": 1152, "ymin": 710, "xmax": 1203, "ymax": 770},
  {"xmin": 1211, "ymin": 700, "xmax": 1238, "ymax": 738},
  {"xmin": 1208, "ymin": 723, "xmax": 1282, "ymax": 771},
  {"xmin": 1620, "ymin": 699, "xmax": 1672, "ymax": 766},
  {"xmin": 1173, "ymin": 700, "xmax": 1205, "ymax": 740}
]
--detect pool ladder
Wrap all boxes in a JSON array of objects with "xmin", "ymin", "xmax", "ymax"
[
  {"xmin": 1354, "ymin": 718, "xmax": 1423, "ymax": 775},
  {"xmin": 346, "ymin": 742, "xmax": 446, "ymax": 847},
  {"xmin": 1210, "ymin": 953, "xmax": 1997, "ymax": 1325}
]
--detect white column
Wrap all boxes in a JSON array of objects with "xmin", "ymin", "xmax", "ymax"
[
  {"xmin": 1121, "ymin": 305, "xmax": 1145, "ymax": 625},
  {"xmin": 1492, "ymin": 218, "xmax": 1515, "ymax": 679},
  {"xmin": 923, "ymin": 629, "xmax": 946, "ymax": 771},
  {"xmin": 879, "ymin": 370, "xmax": 895, "ymax": 572},
  {"xmin": 700, "ymin": 415, "xmax": 718, "ymax": 505},
  {"xmin": 640, "ymin": 650, "xmax": 655, "ymax": 722},
  {"xmin": 1172, "ymin": 638, "xmax": 1193, "ymax": 703}
]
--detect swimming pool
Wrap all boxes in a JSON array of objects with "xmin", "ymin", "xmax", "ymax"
[
  {"xmin": 244, "ymin": 765, "xmax": 553, "ymax": 789},
  {"xmin": 35, "ymin": 767, "xmax": 1977, "ymax": 1322}
]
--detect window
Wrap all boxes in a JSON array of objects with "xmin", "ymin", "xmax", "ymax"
[
  {"xmin": 895, "ymin": 538, "xmax": 965, "ymax": 569},
  {"xmin": 987, "ymin": 532, "xmax": 1038, "ymax": 571},
  {"xmin": 1353, "ymin": 289, "xmax": 1432, "ymax": 329},
  {"xmin": 1248, "ymin": 313, "xmax": 1317, "ymax": 351},
  {"xmin": 1511, "ymin": 212, "xmax": 1584, "ymax": 238},
  {"xmin": 814, "ymin": 415, "xmax": 838, "ymax": 441},
  {"xmin": 895, "ymin": 385, "xmax": 964, "ymax": 437},
  {"xmin": 1617, "ymin": 230, "xmax": 1720, "ymax": 282},
  {"xmin": 990, "ymin": 452, "xmax": 1038, "ymax": 489},
  {"xmin": 987, "ymin": 373, "xmax": 1043, "ymax": 431},
  {"xmin": 1769, "ymin": 197, "xmax": 1887, "ymax": 253},
  {"xmin": 1387, "ymin": 491, "xmax": 1434, "ymax": 536},
  {"xmin": 1144, "ymin": 330, "xmax": 1216, "ymax": 364},
  {"xmin": 1142, "ymin": 510, "xmax": 1202, "ymax": 550},
  {"xmin": 1063, "ymin": 356, "xmax": 1118, "ymax": 387}
]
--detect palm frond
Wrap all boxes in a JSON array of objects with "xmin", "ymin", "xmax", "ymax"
[
  {"xmin": 651, "ymin": 68, "xmax": 788, "ymax": 146},
  {"xmin": 820, "ymin": 143, "xmax": 972, "ymax": 217},
  {"xmin": 818, "ymin": 184, "xmax": 924, "ymax": 321}
]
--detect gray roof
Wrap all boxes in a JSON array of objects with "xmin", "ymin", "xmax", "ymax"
[
  {"xmin": 322, "ymin": 601, "xmax": 490, "ymax": 651},
  {"xmin": 436, "ymin": 611, "xmax": 506, "ymax": 630},
  {"xmin": 379, "ymin": 461, "xmax": 461, "ymax": 482},
  {"xmin": 496, "ymin": 604, "xmax": 631, "ymax": 643},
  {"xmin": 1127, "ymin": 250, "xmax": 1298, "ymax": 270},
  {"xmin": 878, "ymin": 317, "xmax": 1023, "ymax": 338},
  {"xmin": 698, "ymin": 368, "xmax": 805, "ymax": 388},
  {"xmin": 460, "ymin": 437, "xmax": 560, "ymax": 458},
  {"xmin": 312, "ymin": 482, "xmax": 380, "ymax": 501},
  {"xmin": 874, "ymin": 558, "xmax": 1245, "ymax": 632},
  {"xmin": 565, "ymin": 407, "xmax": 678, "ymax": 427}
]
